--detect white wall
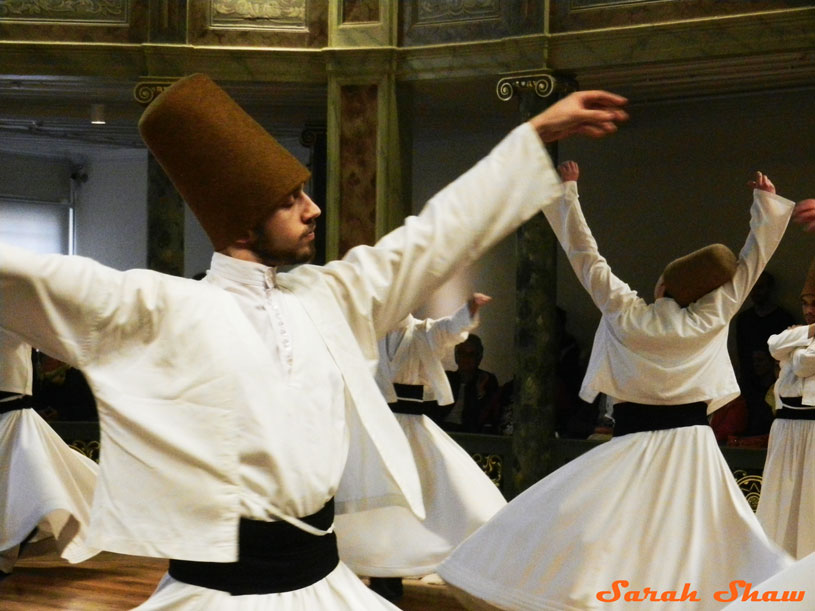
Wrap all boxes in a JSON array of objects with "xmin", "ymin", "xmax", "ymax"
[
  {"xmin": 75, "ymin": 148, "xmax": 148, "ymax": 270},
  {"xmin": 411, "ymin": 119, "xmax": 519, "ymax": 382}
]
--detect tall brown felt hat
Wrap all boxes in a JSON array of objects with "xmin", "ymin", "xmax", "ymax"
[
  {"xmin": 138, "ymin": 74, "xmax": 310, "ymax": 250},
  {"xmin": 663, "ymin": 243, "xmax": 738, "ymax": 307},
  {"xmin": 802, "ymin": 257, "xmax": 815, "ymax": 297}
]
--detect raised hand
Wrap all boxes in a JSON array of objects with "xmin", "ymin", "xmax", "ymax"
[
  {"xmin": 793, "ymin": 198, "xmax": 815, "ymax": 232},
  {"xmin": 557, "ymin": 161, "xmax": 580, "ymax": 182},
  {"xmin": 528, "ymin": 90, "xmax": 628, "ymax": 143},
  {"xmin": 467, "ymin": 293, "xmax": 492, "ymax": 317},
  {"xmin": 747, "ymin": 171, "xmax": 775, "ymax": 194}
]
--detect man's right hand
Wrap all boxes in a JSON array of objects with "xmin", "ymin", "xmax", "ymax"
[
  {"xmin": 528, "ymin": 90, "xmax": 628, "ymax": 143},
  {"xmin": 747, "ymin": 171, "xmax": 775, "ymax": 194},
  {"xmin": 557, "ymin": 161, "xmax": 580, "ymax": 182}
]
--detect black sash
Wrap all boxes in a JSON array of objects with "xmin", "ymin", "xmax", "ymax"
[
  {"xmin": 613, "ymin": 402, "xmax": 708, "ymax": 437},
  {"xmin": 389, "ymin": 383, "xmax": 439, "ymax": 415},
  {"xmin": 0, "ymin": 395, "xmax": 33, "ymax": 415},
  {"xmin": 777, "ymin": 398, "xmax": 815, "ymax": 420},
  {"xmin": 168, "ymin": 499, "xmax": 338, "ymax": 595}
]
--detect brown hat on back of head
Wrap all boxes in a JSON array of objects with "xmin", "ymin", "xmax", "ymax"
[
  {"xmin": 802, "ymin": 257, "xmax": 815, "ymax": 297},
  {"xmin": 138, "ymin": 74, "xmax": 311, "ymax": 250},
  {"xmin": 663, "ymin": 243, "xmax": 738, "ymax": 307}
]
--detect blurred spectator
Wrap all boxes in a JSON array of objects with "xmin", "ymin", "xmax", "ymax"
[
  {"xmin": 443, "ymin": 335, "xmax": 500, "ymax": 433},
  {"xmin": 735, "ymin": 271, "xmax": 795, "ymax": 434}
]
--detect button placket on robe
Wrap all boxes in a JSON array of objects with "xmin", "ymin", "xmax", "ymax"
[{"xmin": 264, "ymin": 269, "xmax": 294, "ymax": 377}]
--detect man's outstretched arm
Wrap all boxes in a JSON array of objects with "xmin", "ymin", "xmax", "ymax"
[{"xmin": 317, "ymin": 91, "xmax": 628, "ymax": 339}]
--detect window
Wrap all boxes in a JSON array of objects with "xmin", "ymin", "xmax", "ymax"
[{"xmin": 0, "ymin": 196, "xmax": 73, "ymax": 254}]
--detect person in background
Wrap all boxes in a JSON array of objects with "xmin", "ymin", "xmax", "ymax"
[
  {"xmin": 756, "ymin": 254, "xmax": 815, "ymax": 559},
  {"xmin": 438, "ymin": 160, "xmax": 798, "ymax": 610},
  {"xmin": 735, "ymin": 271, "xmax": 795, "ymax": 435},
  {"xmin": 336, "ymin": 293, "xmax": 506, "ymax": 602},
  {"xmin": 443, "ymin": 334, "xmax": 501, "ymax": 433},
  {"xmin": 0, "ymin": 329, "xmax": 99, "ymax": 579}
]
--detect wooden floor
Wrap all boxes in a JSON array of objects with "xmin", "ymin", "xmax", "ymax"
[{"xmin": 0, "ymin": 551, "xmax": 466, "ymax": 610}]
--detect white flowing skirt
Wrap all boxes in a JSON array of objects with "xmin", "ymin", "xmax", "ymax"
[
  {"xmin": 438, "ymin": 425, "xmax": 791, "ymax": 611},
  {"xmin": 721, "ymin": 550, "xmax": 815, "ymax": 609},
  {"xmin": 0, "ymin": 409, "xmax": 100, "ymax": 572},
  {"xmin": 335, "ymin": 413, "xmax": 506, "ymax": 577},
  {"xmin": 756, "ymin": 418, "xmax": 815, "ymax": 559},
  {"xmin": 134, "ymin": 561, "xmax": 401, "ymax": 610}
]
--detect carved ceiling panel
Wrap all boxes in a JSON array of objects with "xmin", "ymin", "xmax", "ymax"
[{"xmin": 189, "ymin": 0, "xmax": 327, "ymax": 47}]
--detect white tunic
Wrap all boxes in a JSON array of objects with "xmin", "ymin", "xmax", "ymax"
[
  {"xmin": 335, "ymin": 305, "xmax": 507, "ymax": 577},
  {"xmin": 768, "ymin": 325, "xmax": 815, "ymax": 407},
  {"xmin": 375, "ymin": 304, "xmax": 475, "ymax": 406},
  {"xmin": 0, "ymin": 122, "xmax": 561, "ymax": 607},
  {"xmin": 554, "ymin": 181, "xmax": 794, "ymax": 414},
  {"xmin": 438, "ymin": 181, "xmax": 794, "ymax": 610},
  {"xmin": 0, "ymin": 330, "xmax": 99, "ymax": 573},
  {"xmin": 757, "ymin": 326, "xmax": 815, "ymax": 559}
]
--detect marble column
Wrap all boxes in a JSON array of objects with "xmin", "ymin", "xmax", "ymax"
[
  {"xmin": 325, "ymin": 2, "xmax": 407, "ymax": 258},
  {"xmin": 503, "ymin": 74, "xmax": 577, "ymax": 494},
  {"xmin": 146, "ymin": 154, "xmax": 185, "ymax": 276}
]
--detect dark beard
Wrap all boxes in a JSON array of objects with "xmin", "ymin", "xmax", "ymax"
[{"xmin": 251, "ymin": 232, "xmax": 315, "ymax": 267}]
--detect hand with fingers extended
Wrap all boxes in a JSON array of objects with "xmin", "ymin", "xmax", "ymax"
[
  {"xmin": 528, "ymin": 90, "xmax": 628, "ymax": 144},
  {"xmin": 747, "ymin": 171, "xmax": 776, "ymax": 194},
  {"xmin": 793, "ymin": 198, "xmax": 815, "ymax": 232},
  {"xmin": 557, "ymin": 161, "xmax": 580, "ymax": 182}
]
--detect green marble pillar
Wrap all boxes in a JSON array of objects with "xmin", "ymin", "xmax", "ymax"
[
  {"xmin": 146, "ymin": 154, "xmax": 185, "ymax": 276},
  {"xmin": 510, "ymin": 76, "xmax": 575, "ymax": 494}
]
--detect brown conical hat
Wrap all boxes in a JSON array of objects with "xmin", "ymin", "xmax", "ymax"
[
  {"xmin": 138, "ymin": 74, "xmax": 310, "ymax": 250},
  {"xmin": 663, "ymin": 243, "xmax": 738, "ymax": 307},
  {"xmin": 802, "ymin": 257, "xmax": 815, "ymax": 297}
]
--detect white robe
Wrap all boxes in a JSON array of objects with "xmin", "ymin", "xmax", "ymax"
[
  {"xmin": 0, "ymin": 330, "xmax": 99, "ymax": 573},
  {"xmin": 438, "ymin": 182, "xmax": 794, "ymax": 610},
  {"xmin": 0, "ymin": 122, "xmax": 561, "ymax": 608},
  {"xmin": 756, "ymin": 326, "xmax": 815, "ymax": 559},
  {"xmin": 335, "ymin": 305, "xmax": 507, "ymax": 577}
]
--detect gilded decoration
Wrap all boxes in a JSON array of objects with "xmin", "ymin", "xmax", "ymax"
[
  {"xmin": 416, "ymin": 0, "xmax": 500, "ymax": 24},
  {"xmin": 133, "ymin": 80, "xmax": 175, "ymax": 107},
  {"xmin": 733, "ymin": 469, "xmax": 763, "ymax": 512},
  {"xmin": 342, "ymin": 0, "xmax": 379, "ymax": 23},
  {"xmin": 69, "ymin": 440, "xmax": 100, "ymax": 462},
  {"xmin": 0, "ymin": 0, "xmax": 128, "ymax": 22},
  {"xmin": 211, "ymin": 0, "xmax": 306, "ymax": 27},
  {"xmin": 496, "ymin": 73, "xmax": 570, "ymax": 102},
  {"xmin": 472, "ymin": 452, "xmax": 503, "ymax": 489}
]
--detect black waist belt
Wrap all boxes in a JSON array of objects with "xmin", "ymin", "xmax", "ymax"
[
  {"xmin": 613, "ymin": 402, "xmax": 708, "ymax": 437},
  {"xmin": 393, "ymin": 383, "xmax": 423, "ymax": 401},
  {"xmin": 777, "ymin": 398, "xmax": 815, "ymax": 420},
  {"xmin": 390, "ymin": 383, "xmax": 437, "ymax": 415},
  {"xmin": 168, "ymin": 499, "xmax": 338, "ymax": 595},
  {"xmin": 0, "ymin": 395, "xmax": 33, "ymax": 415}
]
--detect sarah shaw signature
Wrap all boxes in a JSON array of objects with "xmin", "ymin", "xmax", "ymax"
[{"xmin": 597, "ymin": 580, "xmax": 805, "ymax": 603}]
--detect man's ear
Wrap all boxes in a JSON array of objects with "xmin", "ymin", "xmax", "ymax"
[{"xmin": 233, "ymin": 229, "xmax": 256, "ymax": 248}]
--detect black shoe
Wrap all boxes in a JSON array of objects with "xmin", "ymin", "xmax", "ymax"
[{"xmin": 369, "ymin": 577, "xmax": 404, "ymax": 601}]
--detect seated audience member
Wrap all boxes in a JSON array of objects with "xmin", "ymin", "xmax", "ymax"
[
  {"xmin": 709, "ymin": 394, "xmax": 749, "ymax": 444},
  {"xmin": 0, "ymin": 330, "xmax": 99, "ymax": 578},
  {"xmin": 443, "ymin": 335, "xmax": 500, "ymax": 433}
]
